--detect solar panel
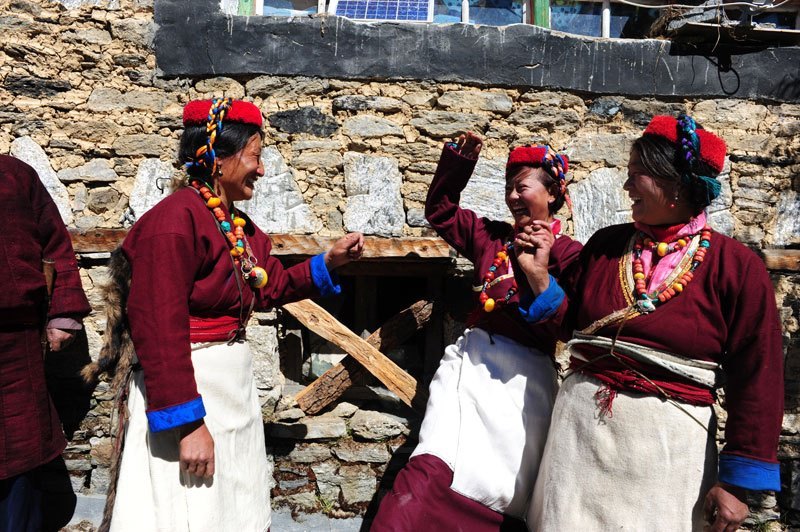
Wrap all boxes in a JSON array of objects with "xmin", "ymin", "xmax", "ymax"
[{"xmin": 330, "ymin": 0, "xmax": 433, "ymax": 22}]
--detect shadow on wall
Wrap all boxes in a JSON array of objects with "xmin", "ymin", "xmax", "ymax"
[{"xmin": 41, "ymin": 328, "xmax": 94, "ymax": 531}]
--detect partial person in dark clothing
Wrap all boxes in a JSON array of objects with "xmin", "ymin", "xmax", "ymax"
[
  {"xmin": 372, "ymin": 133, "xmax": 582, "ymax": 531},
  {"xmin": 0, "ymin": 155, "xmax": 91, "ymax": 531}
]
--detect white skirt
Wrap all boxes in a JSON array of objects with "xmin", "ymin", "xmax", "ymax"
[
  {"xmin": 411, "ymin": 327, "xmax": 559, "ymax": 519},
  {"xmin": 529, "ymin": 372, "xmax": 717, "ymax": 532},
  {"xmin": 110, "ymin": 341, "xmax": 271, "ymax": 532}
]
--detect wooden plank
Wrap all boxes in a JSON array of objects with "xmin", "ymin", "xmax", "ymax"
[
  {"xmin": 70, "ymin": 228, "xmax": 799, "ymax": 274},
  {"xmin": 762, "ymin": 249, "xmax": 800, "ymax": 272},
  {"xmin": 69, "ymin": 228, "xmax": 127, "ymax": 253},
  {"xmin": 269, "ymin": 234, "xmax": 452, "ymax": 259},
  {"xmin": 284, "ymin": 299, "xmax": 429, "ymax": 413},
  {"xmin": 295, "ymin": 299, "xmax": 433, "ymax": 415},
  {"xmin": 69, "ymin": 228, "xmax": 452, "ymax": 260}
]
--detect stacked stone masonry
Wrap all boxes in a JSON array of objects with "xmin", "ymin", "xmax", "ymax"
[{"xmin": 0, "ymin": 0, "xmax": 798, "ymax": 529}]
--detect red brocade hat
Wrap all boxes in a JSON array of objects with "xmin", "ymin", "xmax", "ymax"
[
  {"xmin": 643, "ymin": 115, "xmax": 726, "ymax": 173},
  {"xmin": 183, "ymin": 99, "xmax": 263, "ymax": 128},
  {"xmin": 506, "ymin": 145, "xmax": 569, "ymax": 174}
]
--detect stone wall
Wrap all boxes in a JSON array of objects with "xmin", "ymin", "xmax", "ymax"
[{"xmin": 1, "ymin": 0, "xmax": 799, "ymax": 528}]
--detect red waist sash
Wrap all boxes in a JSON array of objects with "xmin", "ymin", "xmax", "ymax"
[
  {"xmin": 189, "ymin": 315, "xmax": 241, "ymax": 343},
  {"xmin": 568, "ymin": 345, "xmax": 716, "ymax": 414}
]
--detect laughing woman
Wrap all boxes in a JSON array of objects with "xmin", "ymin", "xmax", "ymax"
[
  {"xmin": 371, "ymin": 133, "xmax": 582, "ymax": 531},
  {"xmin": 100, "ymin": 98, "xmax": 364, "ymax": 532},
  {"xmin": 517, "ymin": 114, "xmax": 783, "ymax": 531}
]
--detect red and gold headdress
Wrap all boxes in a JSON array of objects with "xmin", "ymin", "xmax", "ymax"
[
  {"xmin": 642, "ymin": 114, "xmax": 726, "ymax": 203},
  {"xmin": 182, "ymin": 98, "xmax": 263, "ymax": 179}
]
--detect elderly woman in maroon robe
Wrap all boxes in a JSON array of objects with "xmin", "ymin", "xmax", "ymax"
[
  {"xmin": 100, "ymin": 98, "xmax": 364, "ymax": 532},
  {"xmin": 0, "ymin": 155, "xmax": 91, "ymax": 531},
  {"xmin": 371, "ymin": 133, "xmax": 582, "ymax": 531},
  {"xmin": 516, "ymin": 114, "xmax": 783, "ymax": 531}
]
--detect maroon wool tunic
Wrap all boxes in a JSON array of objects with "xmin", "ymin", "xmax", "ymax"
[
  {"xmin": 122, "ymin": 187, "xmax": 321, "ymax": 421},
  {"xmin": 555, "ymin": 222, "xmax": 784, "ymax": 469},
  {"xmin": 0, "ymin": 155, "xmax": 91, "ymax": 479},
  {"xmin": 373, "ymin": 145, "xmax": 582, "ymax": 530},
  {"xmin": 426, "ymin": 144, "xmax": 582, "ymax": 349}
]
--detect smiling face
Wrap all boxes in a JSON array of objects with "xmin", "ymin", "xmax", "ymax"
[
  {"xmin": 215, "ymin": 133, "xmax": 264, "ymax": 205},
  {"xmin": 625, "ymin": 148, "xmax": 694, "ymax": 225},
  {"xmin": 505, "ymin": 166, "xmax": 556, "ymax": 228}
]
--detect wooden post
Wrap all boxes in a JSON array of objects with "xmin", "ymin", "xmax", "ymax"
[
  {"xmin": 288, "ymin": 299, "xmax": 433, "ymax": 414},
  {"xmin": 533, "ymin": 0, "xmax": 549, "ymax": 28},
  {"xmin": 295, "ymin": 299, "xmax": 433, "ymax": 414}
]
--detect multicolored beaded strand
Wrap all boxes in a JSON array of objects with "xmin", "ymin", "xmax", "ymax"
[
  {"xmin": 478, "ymin": 242, "xmax": 518, "ymax": 313},
  {"xmin": 190, "ymin": 179, "xmax": 269, "ymax": 289},
  {"xmin": 631, "ymin": 225, "xmax": 712, "ymax": 313}
]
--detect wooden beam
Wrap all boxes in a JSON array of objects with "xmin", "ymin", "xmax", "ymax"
[
  {"xmin": 69, "ymin": 228, "xmax": 452, "ymax": 260},
  {"xmin": 70, "ymin": 228, "xmax": 127, "ymax": 254},
  {"xmin": 295, "ymin": 300, "xmax": 434, "ymax": 415},
  {"xmin": 283, "ymin": 299, "xmax": 428, "ymax": 412},
  {"xmin": 762, "ymin": 249, "xmax": 800, "ymax": 272}
]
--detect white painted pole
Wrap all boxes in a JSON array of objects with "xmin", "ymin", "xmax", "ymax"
[
  {"xmin": 318, "ymin": 0, "xmax": 326, "ymax": 14},
  {"xmin": 522, "ymin": 0, "xmax": 529, "ymax": 24},
  {"xmin": 462, "ymin": 0, "xmax": 470, "ymax": 23},
  {"xmin": 601, "ymin": 0, "xmax": 611, "ymax": 37}
]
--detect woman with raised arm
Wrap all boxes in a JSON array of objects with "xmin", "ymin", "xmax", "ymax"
[
  {"xmin": 516, "ymin": 114, "xmax": 783, "ymax": 531},
  {"xmin": 371, "ymin": 132, "xmax": 582, "ymax": 531},
  {"xmin": 88, "ymin": 98, "xmax": 363, "ymax": 532}
]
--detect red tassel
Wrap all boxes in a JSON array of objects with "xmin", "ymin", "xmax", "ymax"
[{"xmin": 594, "ymin": 384, "xmax": 617, "ymax": 418}]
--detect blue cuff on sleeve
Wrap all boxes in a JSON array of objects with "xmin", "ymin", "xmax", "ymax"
[
  {"xmin": 310, "ymin": 253, "xmax": 342, "ymax": 297},
  {"xmin": 146, "ymin": 396, "xmax": 206, "ymax": 433},
  {"xmin": 518, "ymin": 275, "xmax": 565, "ymax": 323},
  {"xmin": 718, "ymin": 454, "xmax": 781, "ymax": 491}
]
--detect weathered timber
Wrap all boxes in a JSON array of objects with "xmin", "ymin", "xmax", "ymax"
[
  {"xmin": 295, "ymin": 300, "xmax": 434, "ymax": 415},
  {"xmin": 762, "ymin": 249, "xmax": 800, "ymax": 272},
  {"xmin": 69, "ymin": 228, "xmax": 451, "ymax": 260},
  {"xmin": 283, "ymin": 299, "xmax": 428, "ymax": 412},
  {"xmin": 70, "ymin": 228, "xmax": 127, "ymax": 253}
]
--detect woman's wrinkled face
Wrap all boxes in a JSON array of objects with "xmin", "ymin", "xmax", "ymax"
[
  {"xmin": 505, "ymin": 167, "xmax": 555, "ymax": 228},
  {"xmin": 624, "ymin": 149, "xmax": 690, "ymax": 225},
  {"xmin": 216, "ymin": 133, "xmax": 264, "ymax": 203}
]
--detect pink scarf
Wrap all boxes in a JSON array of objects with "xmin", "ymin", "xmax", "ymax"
[{"xmin": 633, "ymin": 212, "xmax": 707, "ymax": 292}]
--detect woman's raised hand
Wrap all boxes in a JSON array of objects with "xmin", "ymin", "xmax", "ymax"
[
  {"xmin": 514, "ymin": 221, "xmax": 555, "ymax": 295},
  {"xmin": 454, "ymin": 132, "xmax": 483, "ymax": 159},
  {"xmin": 324, "ymin": 232, "xmax": 365, "ymax": 270}
]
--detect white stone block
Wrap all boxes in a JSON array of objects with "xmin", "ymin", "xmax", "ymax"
[
  {"xmin": 570, "ymin": 167, "xmax": 631, "ymax": 243},
  {"xmin": 239, "ymin": 147, "xmax": 322, "ymax": 234},
  {"xmin": 10, "ymin": 136, "xmax": 73, "ymax": 225},
  {"xmin": 343, "ymin": 153, "xmax": 405, "ymax": 237}
]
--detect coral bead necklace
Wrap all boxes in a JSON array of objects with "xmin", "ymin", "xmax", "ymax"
[
  {"xmin": 630, "ymin": 225, "xmax": 712, "ymax": 313},
  {"xmin": 478, "ymin": 242, "xmax": 518, "ymax": 313},
  {"xmin": 190, "ymin": 179, "xmax": 269, "ymax": 289}
]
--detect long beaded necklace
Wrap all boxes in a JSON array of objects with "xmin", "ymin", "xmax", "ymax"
[
  {"xmin": 477, "ymin": 242, "xmax": 518, "ymax": 312},
  {"xmin": 190, "ymin": 178, "xmax": 269, "ymax": 289},
  {"xmin": 630, "ymin": 225, "xmax": 712, "ymax": 313}
]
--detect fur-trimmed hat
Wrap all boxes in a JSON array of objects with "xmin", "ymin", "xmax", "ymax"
[
  {"xmin": 643, "ymin": 115, "xmax": 726, "ymax": 174},
  {"xmin": 183, "ymin": 99, "xmax": 263, "ymax": 128}
]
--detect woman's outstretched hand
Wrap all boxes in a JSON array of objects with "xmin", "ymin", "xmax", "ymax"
[
  {"xmin": 514, "ymin": 221, "xmax": 555, "ymax": 295},
  {"xmin": 324, "ymin": 232, "xmax": 365, "ymax": 270},
  {"xmin": 454, "ymin": 132, "xmax": 483, "ymax": 159},
  {"xmin": 704, "ymin": 483, "xmax": 748, "ymax": 532},
  {"xmin": 179, "ymin": 420, "xmax": 215, "ymax": 479}
]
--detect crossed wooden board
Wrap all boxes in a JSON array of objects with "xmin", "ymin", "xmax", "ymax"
[{"xmin": 283, "ymin": 299, "xmax": 433, "ymax": 415}]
